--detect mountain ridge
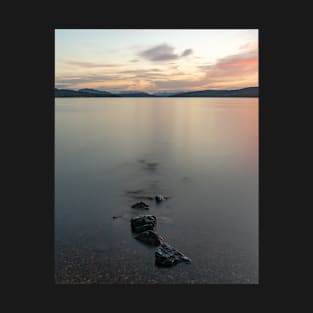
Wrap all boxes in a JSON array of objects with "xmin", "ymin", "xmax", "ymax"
[
  {"xmin": 170, "ymin": 87, "xmax": 258, "ymax": 97},
  {"xmin": 55, "ymin": 87, "xmax": 259, "ymax": 98}
]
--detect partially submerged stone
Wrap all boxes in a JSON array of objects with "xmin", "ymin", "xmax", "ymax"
[
  {"xmin": 131, "ymin": 201, "xmax": 149, "ymax": 210},
  {"xmin": 135, "ymin": 230, "xmax": 163, "ymax": 246},
  {"xmin": 112, "ymin": 215, "xmax": 122, "ymax": 219},
  {"xmin": 155, "ymin": 242, "xmax": 191, "ymax": 267},
  {"xmin": 131, "ymin": 215, "xmax": 157, "ymax": 233},
  {"xmin": 155, "ymin": 195, "xmax": 165, "ymax": 203},
  {"xmin": 155, "ymin": 195, "xmax": 171, "ymax": 203}
]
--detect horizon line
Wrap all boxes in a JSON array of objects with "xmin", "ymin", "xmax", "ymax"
[{"xmin": 54, "ymin": 86, "xmax": 259, "ymax": 94}]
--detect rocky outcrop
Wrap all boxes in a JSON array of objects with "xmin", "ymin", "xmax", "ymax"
[
  {"xmin": 127, "ymin": 185, "xmax": 191, "ymax": 268},
  {"xmin": 131, "ymin": 215, "xmax": 156, "ymax": 233},
  {"xmin": 135, "ymin": 230, "xmax": 163, "ymax": 246},
  {"xmin": 155, "ymin": 243, "xmax": 191, "ymax": 267}
]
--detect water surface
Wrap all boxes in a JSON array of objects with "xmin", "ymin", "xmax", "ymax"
[{"xmin": 55, "ymin": 97, "xmax": 258, "ymax": 284}]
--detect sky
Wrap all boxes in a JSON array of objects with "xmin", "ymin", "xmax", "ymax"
[{"xmin": 55, "ymin": 29, "xmax": 258, "ymax": 93}]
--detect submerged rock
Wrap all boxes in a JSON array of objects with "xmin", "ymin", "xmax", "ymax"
[
  {"xmin": 135, "ymin": 230, "xmax": 163, "ymax": 246},
  {"xmin": 131, "ymin": 201, "xmax": 149, "ymax": 210},
  {"xmin": 155, "ymin": 243, "xmax": 191, "ymax": 267},
  {"xmin": 131, "ymin": 215, "xmax": 157, "ymax": 233}
]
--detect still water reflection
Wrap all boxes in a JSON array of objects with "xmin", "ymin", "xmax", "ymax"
[{"xmin": 55, "ymin": 97, "xmax": 258, "ymax": 284}]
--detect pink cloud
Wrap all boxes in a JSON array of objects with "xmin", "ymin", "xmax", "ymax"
[
  {"xmin": 217, "ymin": 56, "xmax": 258, "ymax": 69},
  {"xmin": 196, "ymin": 49, "xmax": 258, "ymax": 89}
]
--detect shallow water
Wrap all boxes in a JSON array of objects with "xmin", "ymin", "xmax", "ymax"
[{"xmin": 55, "ymin": 97, "xmax": 258, "ymax": 284}]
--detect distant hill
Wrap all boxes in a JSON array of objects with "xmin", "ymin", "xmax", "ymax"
[
  {"xmin": 54, "ymin": 88, "xmax": 120, "ymax": 97},
  {"xmin": 170, "ymin": 87, "xmax": 259, "ymax": 97},
  {"xmin": 55, "ymin": 87, "xmax": 258, "ymax": 97},
  {"xmin": 115, "ymin": 91, "xmax": 154, "ymax": 97},
  {"xmin": 78, "ymin": 88, "xmax": 113, "ymax": 95},
  {"xmin": 153, "ymin": 91, "xmax": 184, "ymax": 96}
]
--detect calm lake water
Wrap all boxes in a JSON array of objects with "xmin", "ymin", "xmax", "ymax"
[{"xmin": 55, "ymin": 97, "xmax": 258, "ymax": 284}]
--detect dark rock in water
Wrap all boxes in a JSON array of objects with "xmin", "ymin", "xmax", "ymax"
[
  {"xmin": 131, "ymin": 215, "xmax": 157, "ymax": 233},
  {"xmin": 155, "ymin": 195, "xmax": 165, "ymax": 203},
  {"xmin": 155, "ymin": 243, "xmax": 191, "ymax": 267},
  {"xmin": 112, "ymin": 215, "xmax": 122, "ymax": 219},
  {"xmin": 131, "ymin": 201, "xmax": 149, "ymax": 210},
  {"xmin": 135, "ymin": 230, "xmax": 163, "ymax": 246}
]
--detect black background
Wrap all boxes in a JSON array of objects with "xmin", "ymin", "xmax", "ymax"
[{"xmin": 8, "ymin": 2, "xmax": 302, "ymax": 311}]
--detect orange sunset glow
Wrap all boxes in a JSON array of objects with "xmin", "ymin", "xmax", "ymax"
[{"xmin": 55, "ymin": 29, "xmax": 258, "ymax": 93}]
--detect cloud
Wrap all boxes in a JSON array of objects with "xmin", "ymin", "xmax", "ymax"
[
  {"xmin": 139, "ymin": 44, "xmax": 178, "ymax": 61},
  {"xmin": 66, "ymin": 61, "xmax": 120, "ymax": 68},
  {"xmin": 181, "ymin": 49, "xmax": 193, "ymax": 57},
  {"xmin": 116, "ymin": 69, "xmax": 169, "ymax": 81},
  {"xmin": 139, "ymin": 44, "xmax": 193, "ymax": 62},
  {"xmin": 56, "ymin": 46, "xmax": 258, "ymax": 92},
  {"xmin": 199, "ymin": 49, "xmax": 257, "ymax": 71},
  {"xmin": 215, "ymin": 51, "xmax": 258, "ymax": 70},
  {"xmin": 130, "ymin": 59, "xmax": 139, "ymax": 63},
  {"xmin": 119, "ymin": 69, "xmax": 161, "ymax": 74},
  {"xmin": 195, "ymin": 49, "xmax": 258, "ymax": 88},
  {"xmin": 151, "ymin": 49, "xmax": 258, "ymax": 91},
  {"xmin": 55, "ymin": 66, "xmax": 172, "ymax": 90},
  {"xmin": 55, "ymin": 74, "xmax": 121, "ymax": 88}
]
